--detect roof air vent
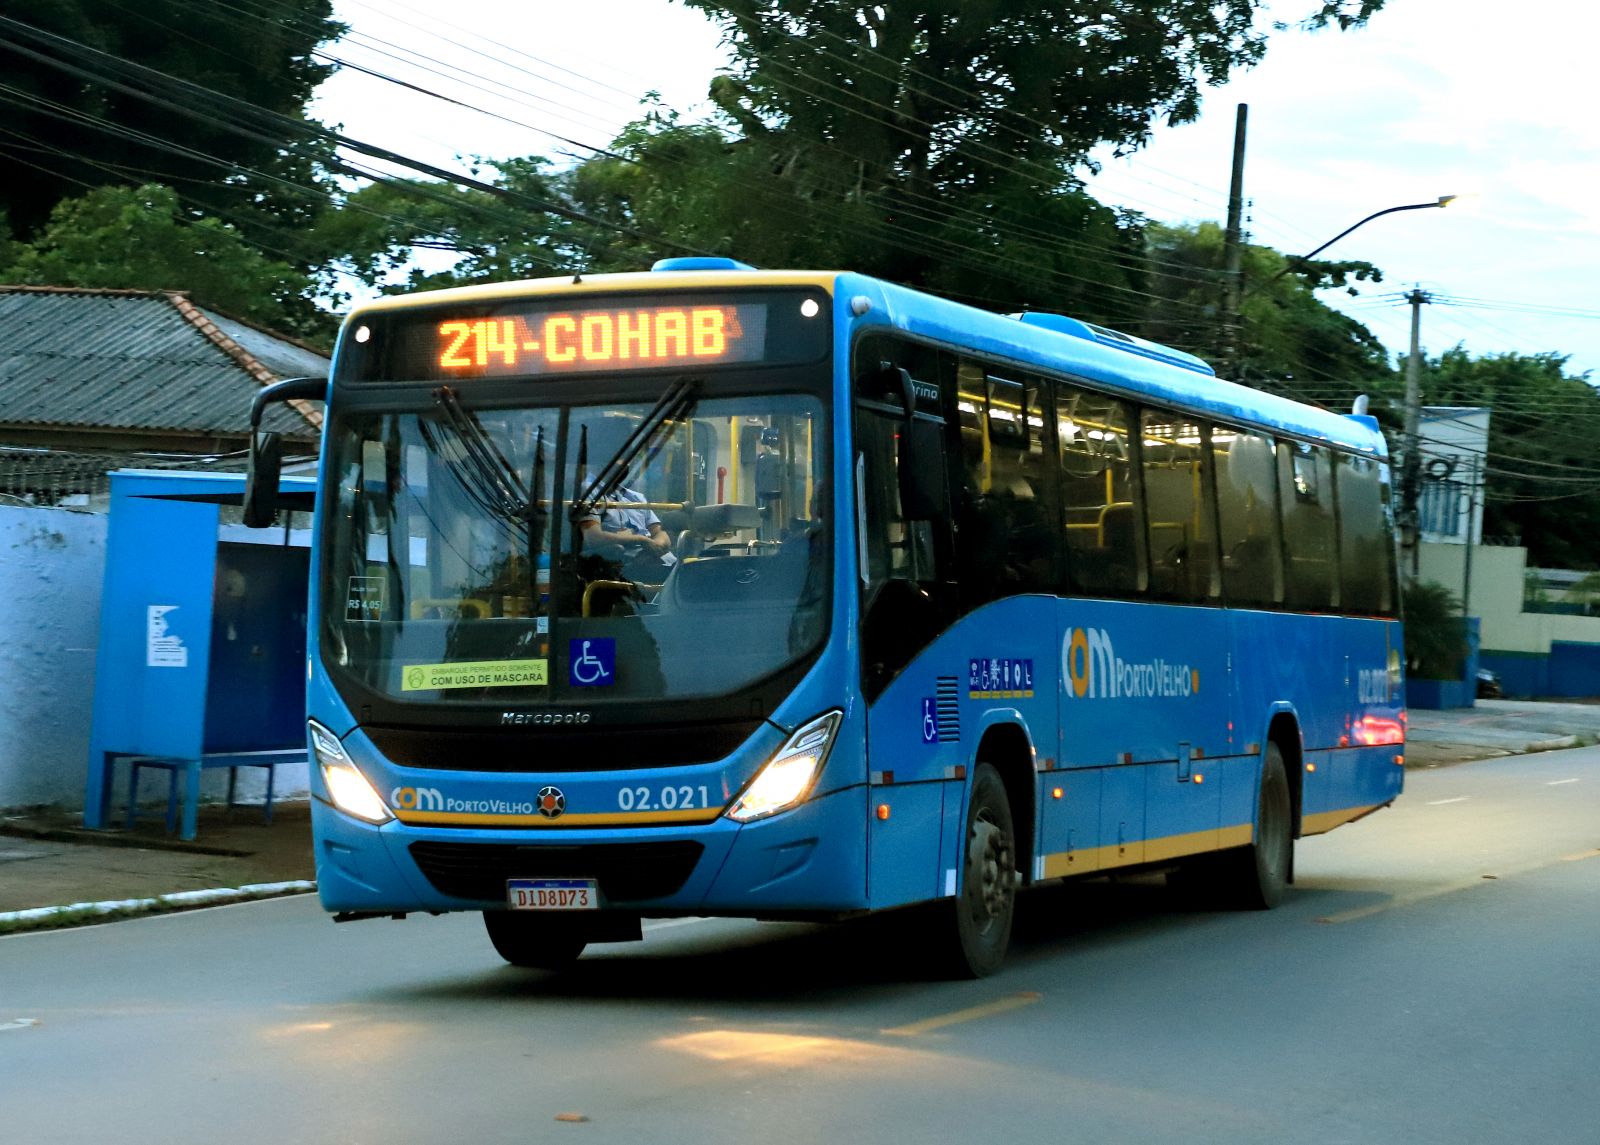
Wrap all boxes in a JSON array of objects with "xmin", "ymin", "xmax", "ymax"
[
  {"xmin": 1009, "ymin": 311, "xmax": 1215, "ymax": 377},
  {"xmin": 650, "ymin": 257, "xmax": 756, "ymax": 272}
]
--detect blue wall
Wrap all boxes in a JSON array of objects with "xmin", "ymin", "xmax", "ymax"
[
  {"xmin": 1479, "ymin": 643, "xmax": 1600, "ymax": 699},
  {"xmin": 1408, "ymin": 617, "xmax": 1479, "ymax": 710}
]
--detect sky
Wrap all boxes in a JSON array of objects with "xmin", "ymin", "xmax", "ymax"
[{"xmin": 309, "ymin": 0, "xmax": 1600, "ymax": 380}]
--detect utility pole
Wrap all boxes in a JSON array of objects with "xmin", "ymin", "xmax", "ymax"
[
  {"xmin": 1399, "ymin": 287, "xmax": 1431, "ymax": 580},
  {"xmin": 1218, "ymin": 103, "xmax": 1248, "ymax": 380},
  {"xmin": 1461, "ymin": 450, "xmax": 1479, "ymax": 616}
]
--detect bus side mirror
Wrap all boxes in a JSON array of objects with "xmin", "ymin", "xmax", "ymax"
[
  {"xmin": 243, "ymin": 430, "xmax": 284, "ymax": 528},
  {"xmin": 242, "ymin": 376, "xmax": 327, "ymax": 528}
]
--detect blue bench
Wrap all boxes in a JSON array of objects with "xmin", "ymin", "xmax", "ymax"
[{"xmin": 118, "ymin": 749, "xmax": 306, "ymax": 839}]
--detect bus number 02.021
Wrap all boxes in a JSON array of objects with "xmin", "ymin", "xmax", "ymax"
[{"xmin": 617, "ymin": 785, "xmax": 710, "ymax": 812}]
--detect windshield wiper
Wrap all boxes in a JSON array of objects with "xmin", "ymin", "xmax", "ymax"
[
  {"xmin": 570, "ymin": 376, "xmax": 698, "ymax": 523},
  {"xmin": 427, "ymin": 386, "xmax": 547, "ymax": 555}
]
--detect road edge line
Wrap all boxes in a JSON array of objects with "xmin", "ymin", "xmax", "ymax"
[{"xmin": 0, "ymin": 880, "xmax": 316, "ymax": 936}]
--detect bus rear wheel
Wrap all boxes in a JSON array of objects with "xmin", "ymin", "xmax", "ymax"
[
  {"xmin": 482, "ymin": 911, "xmax": 587, "ymax": 970},
  {"xmin": 939, "ymin": 762, "xmax": 1017, "ymax": 978},
  {"xmin": 1219, "ymin": 742, "xmax": 1293, "ymax": 909}
]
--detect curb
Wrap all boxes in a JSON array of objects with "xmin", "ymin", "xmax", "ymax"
[
  {"xmin": 0, "ymin": 880, "xmax": 316, "ymax": 936},
  {"xmin": 1524, "ymin": 735, "xmax": 1580, "ymax": 753}
]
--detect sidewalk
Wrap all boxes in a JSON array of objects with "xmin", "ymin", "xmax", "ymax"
[
  {"xmin": 0, "ymin": 802, "xmax": 315, "ymax": 926},
  {"xmin": 1404, "ymin": 698, "xmax": 1600, "ymax": 767},
  {"xmin": 3, "ymin": 700, "xmax": 1598, "ymax": 932}
]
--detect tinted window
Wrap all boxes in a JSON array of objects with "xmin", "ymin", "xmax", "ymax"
[
  {"xmin": 1058, "ymin": 385, "xmax": 1142, "ymax": 596},
  {"xmin": 1141, "ymin": 412, "xmax": 1218, "ymax": 603},
  {"xmin": 1335, "ymin": 452, "xmax": 1396, "ymax": 615},
  {"xmin": 1212, "ymin": 427, "xmax": 1282, "ymax": 608},
  {"xmin": 956, "ymin": 362, "xmax": 1056, "ymax": 598},
  {"xmin": 1279, "ymin": 441, "xmax": 1338, "ymax": 611}
]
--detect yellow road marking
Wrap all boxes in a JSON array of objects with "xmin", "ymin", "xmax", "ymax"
[
  {"xmin": 881, "ymin": 991, "xmax": 1042, "ymax": 1037},
  {"xmin": 1317, "ymin": 879, "xmax": 1487, "ymax": 924},
  {"xmin": 1319, "ymin": 848, "xmax": 1600, "ymax": 924}
]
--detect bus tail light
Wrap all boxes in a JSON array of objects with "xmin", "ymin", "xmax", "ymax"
[
  {"xmin": 310, "ymin": 720, "xmax": 393, "ymax": 824},
  {"xmin": 726, "ymin": 711, "xmax": 842, "ymax": 823}
]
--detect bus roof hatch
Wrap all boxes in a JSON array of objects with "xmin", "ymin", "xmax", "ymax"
[{"xmin": 1009, "ymin": 311, "xmax": 1216, "ymax": 377}]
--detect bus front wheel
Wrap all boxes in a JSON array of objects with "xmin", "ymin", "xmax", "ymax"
[
  {"xmin": 482, "ymin": 911, "xmax": 587, "ymax": 970},
  {"xmin": 939, "ymin": 762, "xmax": 1017, "ymax": 978},
  {"xmin": 1220, "ymin": 742, "xmax": 1293, "ymax": 909}
]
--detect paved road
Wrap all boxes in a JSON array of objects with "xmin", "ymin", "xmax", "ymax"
[{"xmin": 5, "ymin": 750, "xmax": 1598, "ymax": 1145}]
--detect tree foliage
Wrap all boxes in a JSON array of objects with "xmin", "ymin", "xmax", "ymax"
[
  {"xmin": 309, "ymin": 158, "xmax": 587, "ymax": 299},
  {"xmin": 1420, "ymin": 348, "xmax": 1600, "ymax": 568},
  {"xmin": 0, "ymin": 0, "xmax": 342, "ymax": 256},
  {"xmin": 1403, "ymin": 580, "xmax": 1466, "ymax": 679},
  {"xmin": 0, "ymin": 184, "xmax": 324, "ymax": 334}
]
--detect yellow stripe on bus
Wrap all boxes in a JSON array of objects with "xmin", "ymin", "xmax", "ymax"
[
  {"xmin": 1040, "ymin": 823, "xmax": 1253, "ymax": 878},
  {"xmin": 1300, "ymin": 803, "xmax": 1385, "ymax": 835},
  {"xmin": 393, "ymin": 807, "xmax": 723, "ymax": 828},
  {"xmin": 1036, "ymin": 805, "xmax": 1385, "ymax": 876}
]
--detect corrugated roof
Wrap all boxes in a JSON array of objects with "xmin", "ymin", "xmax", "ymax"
[{"xmin": 0, "ymin": 287, "xmax": 325, "ymax": 438}]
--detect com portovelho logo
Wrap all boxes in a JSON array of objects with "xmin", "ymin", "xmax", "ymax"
[
  {"xmin": 1062, "ymin": 627, "xmax": 1199, "ymax": 701},
  {"xmin": 390, "ymin": 785, "xmax": 444, "ymax": 811}
]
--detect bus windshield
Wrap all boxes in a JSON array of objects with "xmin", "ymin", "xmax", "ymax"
[{"xmin": 321, "ymin": 391, "xmax": 830, "ymax": 706}]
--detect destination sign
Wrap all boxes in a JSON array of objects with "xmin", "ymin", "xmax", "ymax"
[
  {"xmin": 436, "ymin": 304, "xmax": 764, "ymax": 376},
  {"xmin": 340, "ymin": 290, "xmax": 829, "ymax": 382}
]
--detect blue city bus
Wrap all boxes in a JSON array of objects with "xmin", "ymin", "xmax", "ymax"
[{"xmin": 246, "ymin": 258, "xmax": 1405, "ymax": 976}]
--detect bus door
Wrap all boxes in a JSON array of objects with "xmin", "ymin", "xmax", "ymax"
[
  {"xmin": 853, "ymin": 341, "xmax": 962, "ymax": 910},
  {"xmin": 1213, "ymin": 428, "xmax": 1307, "ymax": 838},
  {"xmin": 1129, "ymin": 412, "xmax": 1226, "ymax": 864}
]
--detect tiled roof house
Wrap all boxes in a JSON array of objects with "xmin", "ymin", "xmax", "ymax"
[{"xmin": 0, "ymin": 286, "xmax": 327, "ymax": 502}]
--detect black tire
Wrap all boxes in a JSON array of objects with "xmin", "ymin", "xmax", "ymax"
[
  {"xmin": 939, "ymin": 763, "xmax": 1018, "ymax": 978},
  {"xmin": 482, "ymin": 911, "xmax": 587, "ymax": 970},
  {"xmin": 1219, "ymin": 742, "xmax": 1293, "ymax": 909}
]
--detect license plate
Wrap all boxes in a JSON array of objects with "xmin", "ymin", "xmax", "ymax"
[{"xmin": 506, "ymin": 878, "xmax": 598, "ymax": 911}]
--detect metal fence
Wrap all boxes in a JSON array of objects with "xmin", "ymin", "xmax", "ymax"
[{"xmin": 0, "ymin": 447, "xmax": 251, "ymax": 511}]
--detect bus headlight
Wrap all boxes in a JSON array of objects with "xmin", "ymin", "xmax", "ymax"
[
  {"xmin": 309, "ymin": 720, "xmax": 393, "ymax": 824},
  {"xmin": 726, "ymin": 711, "xmax": 842, "ymax": 823}
]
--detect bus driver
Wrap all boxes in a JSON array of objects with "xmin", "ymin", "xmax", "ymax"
[{"xmin": 577, "ymin": 465, "xmax": 678, "ymax": 583}]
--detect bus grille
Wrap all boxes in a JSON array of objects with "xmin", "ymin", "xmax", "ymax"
[{"xmin": 408, "ymin": 840, "xmax": 704, "ymax": 903}]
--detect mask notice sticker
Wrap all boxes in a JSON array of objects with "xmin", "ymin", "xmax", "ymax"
[
  {"xmin": 402, "ymin": 659, "xmax": 549, "ymax": 691},
  {"xmin": 347, "ymin": 576, "xmax": 385, "ymax": 622}
]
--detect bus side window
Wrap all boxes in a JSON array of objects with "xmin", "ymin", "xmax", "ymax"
[
  {"xmin": 955, "ymin": 363, "xmax": 1057, "ymax": 600},
  {"xmin": 1279, "ymin": 441, "xmax": 1339, "ymax": 611},
  {"xmin": 1335, "ymin": 452, "xmax": 1396, "ymax": 615},
  {"xmin": 1140, "ymin": 411, "xmax": 1219, "ymax": 604},
  {"xmin": 1213, "ymin": 427, "xmax": 1283, "ymax": 607},
  {"xmin": 853, "ymin": 336, "xmax": 957, "ymax": 698},
  {"xmin": 1057, "ymin": 385, "xmax": 1142, "ymax": 597}
]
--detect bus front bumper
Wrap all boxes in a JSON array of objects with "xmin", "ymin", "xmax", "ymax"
[{"xmin": 311, "ymin": 783, "xmax": 869, "ymax": 918}]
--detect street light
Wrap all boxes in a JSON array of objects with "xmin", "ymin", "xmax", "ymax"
[{"xmin": 1270, "ymin": 194, "xmax": 1457, "ymax": 283}]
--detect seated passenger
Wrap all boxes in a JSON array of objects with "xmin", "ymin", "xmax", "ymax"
[{"xmin": 578, "ymin": 465, "xmax": 678, "ymax": 583}]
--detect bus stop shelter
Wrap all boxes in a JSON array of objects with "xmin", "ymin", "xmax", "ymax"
[{"xmin": 83, "ymin": 469, "xmax": 316, "ymax": 840}]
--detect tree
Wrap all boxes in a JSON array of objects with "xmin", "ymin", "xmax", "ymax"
[
  {"xmin": 1141, "ymin": 222, "xmax": 1396, "ymax": 406},
  {"xmin": 542, "ymin": 2, "xmax": 1389, "ymax": 316},
  {"xmin": 1418, "ymin": 348, "xmax": 1600, "ymax": 568},
  {"xmin": 680, "ymin": 2, "xmax": 1385, "ymax": 189},
  {"xmin": 1403, "ymin": 580, "xmax": 1466, "ymax": 679},
  {"xmin": 308, "ymin": 158, "xmax": 589, "ymax": 299},
  {"xmin": 0, "ymin": 184, "xmax": 324, "ymax": 335},
  {"xmin": 0, "ymin": 0, "xmax": 342, "ymax": 257}
]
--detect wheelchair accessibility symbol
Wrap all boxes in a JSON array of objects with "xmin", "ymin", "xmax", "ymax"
[{"xmin": 569, "ymin": 638, "xmax": 616, "ymax": 687}]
